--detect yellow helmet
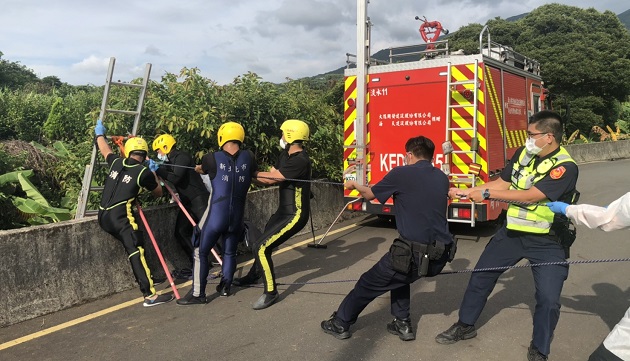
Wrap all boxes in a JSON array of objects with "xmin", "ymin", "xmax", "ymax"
[
  {"xmin": 281, "ymin": 119, "xmax": 309, "ymax": 143},
  {"xmin": 218, "ymin": 122, "xmax": 245, "ymax": 147},
  {"xmin": 124, "ymin": 137, "xmax": 149, "ymax": 158},
  {"xmin": 152, "ymin": 134, "xmax": 176, "ymax": 154}
]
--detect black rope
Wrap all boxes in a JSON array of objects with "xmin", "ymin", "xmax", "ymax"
[
  {"xmin": 152, "ymin": 162, "xmax": 345, "ymax": 186},
  {"xmin": 259, "ymin": 257, "xmax": 630, "ymax": 286},
  {"xmin": 255, "ymin": 175, "xmax": 344, "ymax": 186}
]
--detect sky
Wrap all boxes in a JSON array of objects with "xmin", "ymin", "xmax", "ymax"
[{"xmin": 1, "ymin": 0, "xmax": 628, "ymax": 86}]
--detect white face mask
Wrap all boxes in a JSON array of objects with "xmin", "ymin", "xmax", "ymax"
[
  {"xmin": 279, "ymin": 139, "xmax": 288, "ymax": 149},
  {"xmin": 525, "ymin": 137, "xmax": 545, "ymax": 155},
  {"xmin": 157, "ymin": 153, "xmax": 168, "ymax": 162}
]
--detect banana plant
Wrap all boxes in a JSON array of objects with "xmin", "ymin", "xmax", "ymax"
[{"xmin": 0, "ymin": 170, "xmax": 72, "ymax": 225}]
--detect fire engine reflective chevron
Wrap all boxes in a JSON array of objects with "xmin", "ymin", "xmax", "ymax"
[{"xmin": 506, "ymin": 147, "xmax": 576, "ymax": 233}]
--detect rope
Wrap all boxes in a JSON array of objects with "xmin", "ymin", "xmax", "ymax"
[
  {"xmin": 259, "ymin": 257, "xmax": 630, "ymax": 286},
  {"xmin": 255, "ymin": 175, "xmax": 344, "ymax": 186},
  {"xmin": 437, "ymin": 257, "xmax": 630, "ymax": 275},
  {"xmin": 487, "ymin": 197, "xmax": 547, "ymax": 207},
  {"xmin": 154, "ymin": 163, "xmax": 345, "ymax": 186}
]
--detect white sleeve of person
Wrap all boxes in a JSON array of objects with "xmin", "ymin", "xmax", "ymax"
[
  {"xmin": 603, "ymin": 306, "xmax": 630, "ymax": 360},
  {"xmin": 200, "ymin": 174, "xmax": 213, "ymax": 195},
  {"xmin": 565, "ymin": 192, "xmax": 630, "ymax": 232}
]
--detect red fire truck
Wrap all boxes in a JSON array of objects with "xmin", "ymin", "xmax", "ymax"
[{"xmin": 343, "ymin": 6, "xmax": 546, "ymax": 226}]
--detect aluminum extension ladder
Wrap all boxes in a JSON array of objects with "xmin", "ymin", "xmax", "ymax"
[
  {"xmin": 443, "ymin": 59, "xmax": 480, "ymax": 226},
  {"xmin": 75, "ymin": 57, "xmax": 152, "ymax": 219}
]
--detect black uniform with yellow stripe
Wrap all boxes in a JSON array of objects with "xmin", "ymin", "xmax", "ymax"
[
  {"xmin": 98, "ymin": 154, "xmax": 159, "ymax": 297},
  {"xmin": 240, "ymin": 149, "xmax": 311, "ymax": 295}
]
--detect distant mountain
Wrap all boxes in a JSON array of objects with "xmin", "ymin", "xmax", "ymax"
[
  {"xmin": 619, "ymin": 9, "xmax": 630, "ymax": 30},
  {"xmin": 313, "ymin": 9, "xmax": 630, "ymax": 79}
]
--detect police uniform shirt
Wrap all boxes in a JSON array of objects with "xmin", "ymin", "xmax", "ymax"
[
  {"xmin": 155, "ymin": 149, "xmax": 209, "ymax": 204},
  {"xmin": 371, "ymin": 160, "xmax": 452, "ymax": 245},
  {"xmin": 500, "ymin": 146, "xmax": 578, "ymax": 202}
]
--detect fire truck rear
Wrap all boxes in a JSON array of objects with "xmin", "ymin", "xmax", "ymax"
[{"xmin": 343, "ymin": 10, "xmax": 546, "ymax": 227}]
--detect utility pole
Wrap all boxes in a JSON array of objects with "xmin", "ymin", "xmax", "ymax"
[{"xmin": 356, "ymin": 0, "xmax": 369, "ymax": 186}]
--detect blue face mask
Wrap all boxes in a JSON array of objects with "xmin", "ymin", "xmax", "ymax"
[{"xmin": 157, "ymin": 153, "xmax": 168, "ymax": 162}]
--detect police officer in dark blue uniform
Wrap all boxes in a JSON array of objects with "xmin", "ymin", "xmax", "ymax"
[
  {"xmin": 321, "ymin": 135, "xmax": 453, "ymax": 341},
  {"xmin": 94, "ymin": 120, "xmax": 174, "ymax": 307},
  {"xmin": 435, "ymin": 110, "xmax": 579, "ymax": 361},
  {"xmin": 176, "ymin": 122, "xmax": 256, "ymax": 305},
  {"xmin": 152, "ymin": 134, "xmax": 211, "ymax": 278},
  {"xmin": 232, "ymin": 119, "xmax": 312, "ymax": 310}
]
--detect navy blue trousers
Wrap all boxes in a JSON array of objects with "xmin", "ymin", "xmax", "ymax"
[
  {"xmin": 458, "ymin": 226, "xmax": 568, "ymax": 356},
  {"xmin": 335, "ymin": 247, "xmax": 448, "ymax": 328}
]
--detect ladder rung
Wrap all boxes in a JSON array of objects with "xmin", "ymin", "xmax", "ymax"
[
  {"xmin": 447, "ymin": 127, "xmax": 474, "ymax": 131},
  {"xmin": 89, "ymin": 186, "xmax": 105, "ymax": 192},
  {"xmin": 451, "ymin": 150, "xmax": 476, "ymax": 154},
  {"xmin": 449, "ymin": 80, "xmax": 475, "ymax": 86},
  {"xmin": 448, "ymin": 104, "xmax": 475, "ymax": 109},
  {"xmin": 448, "ymin": 174, "xmax": 474, "ymax": 178},
  {"xmin": 111, "ymin": 81, "xmax": 144, "ymax": 88},
  {"xmin": 84, "ymin": 210, "xmax": 99, "ymax": 217},
  {"xmin": 106, "ymin": 109, "xmax": 139, "ymax": 116}
]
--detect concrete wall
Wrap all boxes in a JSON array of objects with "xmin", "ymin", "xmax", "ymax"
[
  {"xmin": 1, "ymin": 140, "xmax": 629, "ymax": 327},
  {"xmin": 564, "ymin": 140, "xmax": 630, "ymax": 163},
  {"xmin": 0, "ymin": 182, "xmax": 351, "ymax": 327}
]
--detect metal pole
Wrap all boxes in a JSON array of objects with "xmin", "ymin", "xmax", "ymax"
[{"xmin": 356, "ymin": 0, "xmax": 368, "ymax": 186}]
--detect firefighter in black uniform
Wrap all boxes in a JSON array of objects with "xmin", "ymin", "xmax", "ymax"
[
  {"xmin": 321, "ymin": 135, "xmax": 453, "ymax": 341},
  {"xmin": 94, "ymin": 119, "xmax": 174, "ymax": 307},
  {"xmin": 435, "ymin": 110, "xmax": 579, "ymax": 361},
  {"xmin": 232, "ymin": 119, "xmax": 312, "ymax": 310},
  {"xmin": 152, "ymin": 134, "xmax": 210, "ymax": 278}
]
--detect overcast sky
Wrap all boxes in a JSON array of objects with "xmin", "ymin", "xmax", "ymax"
[{"xmin": 1, "ymin": 0, "xmax": 627, "ymax": 86}]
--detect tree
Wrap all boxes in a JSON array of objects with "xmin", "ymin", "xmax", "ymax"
[
  {"xmin": 41, "ymin": 76, "xmax": 62, "ymax": 89},
  {"xmin": 517, "ymin": 5, "xmax": 630, "ymax": 131},
  {"xmin": 447, "ymin": 5, "xmax": 630, "ymax": 138},
  {"xmin": 0, "ymin": 51, "xmax": 39, "ymax": 90}
]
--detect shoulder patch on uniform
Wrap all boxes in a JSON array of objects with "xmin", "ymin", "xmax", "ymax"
[{"xmin": 550, "ymin": 166, "xmax": 566, "ymax": 179}]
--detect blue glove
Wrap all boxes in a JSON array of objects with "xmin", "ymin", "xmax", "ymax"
[
  {"xmin": 147, "ymin": 159, "xmax": 159, "ymax": 172},
  {"xmin": 95, "ymin": 119, "xmax": 106, "ymax": 136},
  {"xmin": 546, "ymin": 201, "xmax": 569, "ymax": 215}
]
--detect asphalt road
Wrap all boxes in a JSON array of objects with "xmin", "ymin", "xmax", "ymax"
[{"xmin": 1, "ymin": 159, "xmax": 629, "ymax": 361}]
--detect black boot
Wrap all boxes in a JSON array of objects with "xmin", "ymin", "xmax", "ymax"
[
  {"xmin": 216, "ymin": 280, "xmax": 231, "ymax": 297},
  {"xmin": 527, "ymin": 342, "xmax": 548, "ymax": 361},
  {"xmin": 320, "ymin": 312, "xmax": 351, "ymax": 340},
  {"xmin": 435, "ymin": 322, "xmax": 477, "ymax": 344},
  {"xmin": 176, "ymin": 290, "xmax": 208, "ymax": 306},
  {"xmin": 386, "ymin": 317, "xmax": 415, "ymax": 341}
]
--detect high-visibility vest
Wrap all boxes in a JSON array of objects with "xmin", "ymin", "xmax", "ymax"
[{"xmin": 506, "ymin": 147, "xmax": 576, "ymax": 234}]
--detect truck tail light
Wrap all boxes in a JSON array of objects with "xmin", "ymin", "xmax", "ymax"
[
  {"xmin": 349, "ymin": 200, "xmax": 363, "ymax": 211},
  {"xmin": 453, "ymin": 208, "xmax": 472, "ymax": 219}
]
